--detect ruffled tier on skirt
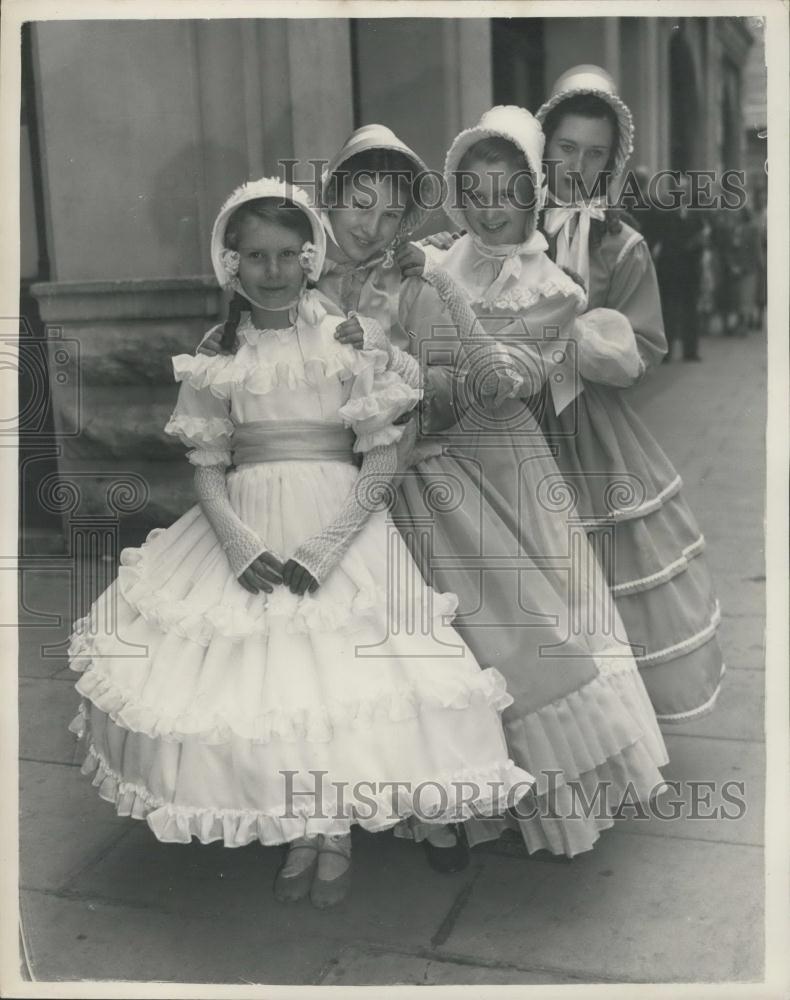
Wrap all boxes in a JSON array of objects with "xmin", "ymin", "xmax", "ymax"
[
  {"xmin": 393, "ymin": 453, "xmax": 669, "ymax": 857},
  {"xmin": 535, "ymin": 381, "xmax": 725, "ymax": 721},
  {"xmin": 68, "ymin": 459, "xmax": 533, "ymax": 844}
]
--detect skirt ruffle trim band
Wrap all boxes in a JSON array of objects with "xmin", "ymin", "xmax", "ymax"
[
  {"xmin": 71, "ymin": 736, "xmax": 533, "ymax": 848},
  {"xmin": 101, "ymin": 531, "xmax": 460, "ymax": 645},
  {"xmin": 396, "ymin": 662, "xmax": 669, "ymax": 858},
  {"xmin": 69, "ymin": 645, "xmax": 514, "ymax": 746}
]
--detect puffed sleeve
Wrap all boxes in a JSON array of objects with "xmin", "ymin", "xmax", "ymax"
[
  {"xmin": 574, "ymin": 308, "xmax": 645, "ymax": 387},
  {"xmin": 337, "ymin": 349, "xmax": 422, "ymax": 453},
  {"xmin": 164, "ymin": 352, "xmax": 234, "ymax": 467},
  {"xmin": 605, "ymin": 236, "xmax": 667, "ymax": 373}
]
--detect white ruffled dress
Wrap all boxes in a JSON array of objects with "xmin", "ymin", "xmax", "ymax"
[{"xmin": 68, "ymin": 310, "xmax": 532, "ymax": 847}]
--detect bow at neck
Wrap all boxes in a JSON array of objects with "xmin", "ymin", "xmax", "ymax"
[
  {"xmin": 470, "ymin": 229, "xmax": 549, "ymax": 301},
  {"xmin": 542, "ymin": 198, "xmax": 607, "ymax": 291}
]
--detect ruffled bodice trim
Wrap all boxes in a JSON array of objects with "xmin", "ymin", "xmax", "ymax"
[
  {"xmin": 172, "ymin": 319, "xmax": 389, "ymax": 401},
  {"xmin": 425, "ymin": 236, "xmax": 587, "ymax": 315}
]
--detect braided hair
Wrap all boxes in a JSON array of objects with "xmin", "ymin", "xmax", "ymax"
[
  {"xmin": 218, "ymin": 198, "xmax": 313, "ymax": 353},
  {"xmin": 219, "ymin": 292, "xmax": 246, "ymax": 353}
]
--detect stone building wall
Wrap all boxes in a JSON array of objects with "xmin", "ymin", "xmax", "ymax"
[{"xmin": 25, "ymin": 16, "xmax": 754, "ymax": 546}]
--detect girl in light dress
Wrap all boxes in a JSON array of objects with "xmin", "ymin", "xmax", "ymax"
[
  {"xmin": 535, "ymin": 65, "xmax": 724, "ymax": 722},
  {"xmin": 67, "ymin": 176, "xmax": 533, "ymax": 909},
  {"xmin": 203, "ymin": 124, "xmax": 669, "ymax": 860},
  {"xmin": 382, "ymin": 107, "xmax": 670, "ymax": 854}
]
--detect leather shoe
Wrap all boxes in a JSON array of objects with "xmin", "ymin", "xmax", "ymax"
[{"xmin": 422, "ymin": 825, "xmax": 469, "ymax": 873}]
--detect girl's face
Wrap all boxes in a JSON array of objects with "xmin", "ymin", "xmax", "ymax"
[
  {"xmin": 328, "ymin": 174, "xmax": 407, "ymax": 263},
  {"xmin": 460, "ymin": 156, "xmax": 532, "ymax": 246},
  {"xmin": 545, "ymin": 113, "xmax": 614, "ymax": 202},
  {"xmin": 235, "ymin": 215, "xmax": 305, "ymax": 309}
]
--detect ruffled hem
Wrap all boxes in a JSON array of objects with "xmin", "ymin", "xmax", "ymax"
[
  {"xmin": 76, "ymin": 742, "xmax": 533, "ymax": 847},
  {"xmin": 171, "ymin": 341, "xmax": 388, "ymax": 400},
  {"xmin": 69, "ymin": 654, "xmax": 513, "ymax": 745},
  {"xmin": 400, "ymin": 734, "xmax": 668, "ymax": 857},
  {"xmin": 503, "ymin": 666, "xmax": 668, "ymax": 798},
  {"xmin": 395, "ymin": 667, "xmax": 669, "ymax": 858},
  {"xmin": 503, "ymin": 739, "xmax": 667, "ymax": 857}
]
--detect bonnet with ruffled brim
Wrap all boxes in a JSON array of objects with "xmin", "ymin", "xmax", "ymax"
[
  {"xmin": 321, "ymin": 124, "xmax": 440, "ymax": 238},
  {"xmin": 442, "ymin": 105, "xmax": 547, "ymax": 232},
  {"xmin": 210, "ymin": 176, "xmax": 327, "ymax": 287},
  {"xmin": 535, "ymin": 64, "xmax": 634, "ymax": 178}
]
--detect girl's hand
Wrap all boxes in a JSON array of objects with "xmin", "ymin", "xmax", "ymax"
[
  {"xmin": 237, "ymin": 552, "xmax": 285, "ymax": 595},
  {"xmin": 335, "ymin": 316, "xmax": 365, "ymax": 350},
  {"xmin": 198, "ymin": 329, "xmax": 225, "ymax": 356},
  {"xmin": 282, "ymin": 558, "xmax": 320, "ymax": 596},
  {"xmin": 395, "ymin": 242, "xmax": 427, "ymax": 278},
  {"xmin": 420, "ymin": 231, "xmax": 462, "ymax": 251}
]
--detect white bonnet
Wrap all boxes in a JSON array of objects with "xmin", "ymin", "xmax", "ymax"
[
  {"xmin": 536, "ymin": 64, "xmax": 634, "ymax": 178},
  {"xmin": 210, "ymin": 176, "xmax": 327, "ymax": 285},
  {"xmin": 443, "ymin": 105, "xmax": 546, "ymax": 230}
]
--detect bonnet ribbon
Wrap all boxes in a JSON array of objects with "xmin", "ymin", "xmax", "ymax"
[
  {"xmin": 470, "ymin": 230, "xmax": 584, "ymax": 418},
  {"xmin": 470, "ymin": 230, "xmax": 549, "ymax": 303},
  {"xmin": 542, "ymin": 199, "xmax": 606, "ymax": 293}
]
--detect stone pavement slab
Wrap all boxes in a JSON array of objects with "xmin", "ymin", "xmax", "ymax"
[
  {"xmin": 617, "ymin": 733, "xmax": 764, "ymax": 847},
  {"xmin": 64, "ymin": 821, "xmax": 477, "ymax": 949},
  {"xmin": 17, "ymin": 336, "xmax": 769, "ymax": 986},
  {"xmin": 661, "ymin": 668, "xmax": 763, "ymax": 741},
  {"xmin": 444, "ymin": 831, "xmax": 763, "ymax": 983},
  {"xmin": 317, "ymin": 943, "xmax": 584, "ymax": 985},
  {"xmin": 19, "ymin": 677, "xmax": 82, "ymax": 765},
  {"xmin": 717, "ymin": 612, "xmax": 765, "ymax": 673},
  {"xmin": 20, "ymin": 889, "xmax": 340, "ymax": 985},
  {"xmin": 20, "ymin": 761, "xmax": 131, "ymax": 892},
  {"xmin": 17, "ymin": 566, "xmax": 74, "ymax": 679}
]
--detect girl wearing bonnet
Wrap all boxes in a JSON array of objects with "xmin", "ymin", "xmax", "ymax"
[
  {"xmin": 537, "ymin": 65, "xmax": 725, "ymax": 723},
  {"xmin": 67, "ymin": 176, "xmax": 532, "ymax": 910}
]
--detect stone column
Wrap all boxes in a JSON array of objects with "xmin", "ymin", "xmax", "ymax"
[{"xmin": 29, "ymin": 19, "xmax": 355, "ymax": 541}]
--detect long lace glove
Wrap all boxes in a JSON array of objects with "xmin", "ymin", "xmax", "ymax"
[
  {"xmin": 420, "ymin": 261, "xmax": 530, "ymax": 405},
  {"xmin": 289, "ymin": 443, "xmax": 398, "ymax": 585},
  {"xmin": 194, "ymin": 464, "xmax": 269, "ymax": 578},
  {"xmin": 359, "ymin": 316, "xmax": 422, "ymax": 389}
]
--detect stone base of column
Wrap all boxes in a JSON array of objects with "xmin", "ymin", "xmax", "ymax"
[{"xmin": 30, "ymin": 277, "xmax": 222, "ymax": 548}]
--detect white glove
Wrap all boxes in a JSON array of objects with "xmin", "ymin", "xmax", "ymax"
[
  {"xmin": 194, "ymin": 464, "xmax": 269, "ymax": 579},
  {"xmin": 289, "ymin": 443, "xmax": 398, "ymax": 585},
  {"xmin": 360, "ymin": 316, "xmax": 422, "ymax": 388}
]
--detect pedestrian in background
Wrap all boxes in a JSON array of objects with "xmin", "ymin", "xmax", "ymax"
[
  {"xmin": 652, "ymin": 172, "xmax": 704, "ymax": 362},
  {"xmin": 720, "ymin": 205, "xmax": 759, "ymax": 335},
  {"xmin": 697, "ymin": 215, "xmax": 722, "ymax": 338}
]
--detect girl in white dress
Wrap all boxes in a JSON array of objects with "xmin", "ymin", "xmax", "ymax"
[{"xmin": 67, "ymin": 178, "xmax": 532, "ymax": 908}]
